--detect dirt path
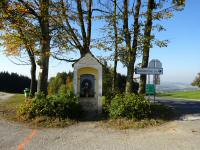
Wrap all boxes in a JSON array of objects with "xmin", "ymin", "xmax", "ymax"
[{"xmin": 0, "ymin": 92, "xmax": 14, "ymax": 102}]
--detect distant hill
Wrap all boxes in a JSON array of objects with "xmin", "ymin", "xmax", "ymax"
[{"xmin": 156, "ymin": 82, "xmax": 199, "ymax": 92}]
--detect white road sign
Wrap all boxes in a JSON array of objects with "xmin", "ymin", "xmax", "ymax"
[
  {"xmin": 135, "ymin": 67, "xmax": 163, "ymax": 75},
  {"xmin": 149, "ymin": 59, "xmax": 162, "ymax": 68}
]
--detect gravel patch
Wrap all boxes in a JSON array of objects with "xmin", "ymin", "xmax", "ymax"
[{"xmin": 1, "ymin": 119, "xmax": 200, "ymax": 150}]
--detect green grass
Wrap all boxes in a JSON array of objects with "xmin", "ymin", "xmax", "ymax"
[
  {"xmin": 0, "ymin": 94, "xmax": 25, "ymax": 110},
  {"xmin": 0, "ymin": 94, "xmax": 25, "ymax": 120},
  {"xmin": 157, "ymin": 90, "xmax": 200, "ymax": 100}
]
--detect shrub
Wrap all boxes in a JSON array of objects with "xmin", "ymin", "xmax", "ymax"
[
  {"xmin": 102, "ymin": 96, "xmax": 110, "ymax": 115},
  {"xmin": 102, "ymin": 90, "xmax": 121, "ymax": 116},
  {"xmin": 109, "ymin": 93, "xmax": 151, "ymax": 119},
  {"xmin": 17, "ymin": 99, "xmax": 34, "ymax": 120},
  {"xmin": 17, "ymin": 91, "xmax": 82, "ymax": 120},
  {"xmin": 48, "ymin": 77, "xmax": 64, "ymax": 95},
  {"xmin": 58, "ymin": 84, "xmax": 73, "ymax": 96}
]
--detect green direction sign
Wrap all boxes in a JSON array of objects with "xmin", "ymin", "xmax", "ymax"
[{"xmin": 146, "ymin": 84, "xmax": 155, "ymax": 95}]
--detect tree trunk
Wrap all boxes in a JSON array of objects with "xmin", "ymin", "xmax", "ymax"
[
  {"xmin": 139, "ymin": 0, "xmax": 154, "ymax": 94},
  {"xmin": 131, "ymin": 0, "xmax": 141, "ymax": 94},
  {"xmin": 123, "ymin": 0, "xmax": 133, "ymax": 93},
  {"xmin": 112, "ymin": 0, "xmax": 118, "ymax": 91},
  {"xmin": 125, "ymin": 0, "xmax": 141, "ymax": 94},
  {"xmin": 113, "ymin": 58, "xmax": 118, "ymax": 90},
  {"xmin": 80, "ymin": 48, "xmax": 90, "ymax": 57},
  {"xmin": 30, "ymin": 55, "xmax": 37, "ymax": 97},
  {"xmin": 37, "ymin": 56, "xmax": 49, "ymax": 96},
  {"xmin": 26, "ymin": 48, "xmax": 37, "ymax": 97},
  {"xmin": 37, "ymin": 0, "xmax": 50, "ymax": 96},
  {"xmin": 126, "ymin": 57, "xmax": 135, "ymax": 93},
  {"xmin": 76, "ymin": 0, "xmax": 92, "ymax": 57}
]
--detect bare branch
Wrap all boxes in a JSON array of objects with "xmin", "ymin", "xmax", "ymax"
[
  {"xmin": 87, "ymin": 0, "xmax": 92, "ymax": 48},
  {"xmin": 60, "ymin": 0, "xmax": 83, "ymax": 49},
  {"xmin": 76, "ymin": 0, "xmax": 87, "ymax": 47},
  {"xmin": 92, "ymin": 8, "xmax": 112, "ymax": 14},
  {"xmin": 110, "ymin": 0, "xmax": 123, "ymax": 14},
  {"xmin": 51, "ymin": 54, "xmax": 79, "ymax": 63},
  {"xmin": 7, "ymin": 57, "xmax": 30, "ymax": 65}
]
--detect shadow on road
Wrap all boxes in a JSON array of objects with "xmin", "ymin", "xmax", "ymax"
[{"xmin": 156, "ymin": 98, "xmax": 200, "ymax": 120}]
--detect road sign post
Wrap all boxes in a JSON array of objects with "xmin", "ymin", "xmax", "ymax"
[
  {"xmin": 135, "ymin": 67, "xmax": 163, "ymax": 75},
  {"xmin": 146, "ymin": 84, "xmax": 155, "ymax": 95},
  {"xmin": 135, "ymin": 59, "xmax": 163, "ymax": 103}
]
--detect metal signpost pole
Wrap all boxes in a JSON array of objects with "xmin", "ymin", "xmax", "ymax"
[
  {"xmin": 153, "ymin": 75, "xmax": 156, "ymax": 103},
  {"xmin": 148, "ymin": 74, "xmax": 150, "ymax": 100},
  {"xmin": 153, "ymin": 61, "xmax": 156, "ymax": 103},
  {"xmin": 153, "ymin": 60, "xmax": 157, "ymax": 104}
]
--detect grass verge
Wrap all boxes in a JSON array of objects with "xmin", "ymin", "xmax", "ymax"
[
  {"xmin": 100, "ymin": 103, "xmax": 175, "ymax": 130},
  {"xmin": 0, "ymin": 94, "xmax": 24, "ymax": 120},
  {"xmin": 157, "ymin": 90, "xmax": 200, "ymax": 100},
  {"xmin": 99, "ymin": 118, "xmax": 165, "ymax": 130},
  {"xmin": 0, "ymin": 94, "xmax": 76, "ymax": 128},
  {"xmin": 19, "ymin": 116, "xmax": 76, "ymax": 128}
]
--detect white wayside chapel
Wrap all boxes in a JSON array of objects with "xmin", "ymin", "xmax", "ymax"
[{"xmin": 73, "ymin": 53, "xmax": 102, "ymax": 114}]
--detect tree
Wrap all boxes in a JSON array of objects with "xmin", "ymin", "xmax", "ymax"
[
  {"xmin": 139, "ymin": 0, "xmax": 185, "ymax": 94},
  {"xmin": 1, "ymin": 32, "xmax": 37, "ymax": 97},
  {"xmin": 51, "ymin": 0, "xmax": 93, "ymax": 59},
  {"xmin": 192, "ymin": 73, "xmax": 200, "ymax": 88},
  {"xmin": 48, "ymin": 72, "xmax": 73, "ymax": 95},
  {"xmin": 93, "ymin": 0, "xmax": 121, "ymax": 90},
  {"xmin": 1, "ymin": 0, "xmax": 96, "ymax": 95},
  {"xmin": 139, "ymin": 0, "xmax": 155, "ymax": 94},
  {"xmin": 48, "ymin": 72, "xmax": 67, "ymax": 95},
  {"xmin": 123, "ymin": 0, "xmax": 141, "ymax": 94},
  {"xmin": 112, "ymin": 0, "xmax": 119, "ymax": 90},
  {"xmin": 18, "ymin": 0, "xmax": 50, "ymax": 96},
  {"xmin": 0, "ymin": 72, "xmax": 31, "ymax": 93},
  {"xmin": 34, "ymin": 0, "xmax": 51, "ymax": 96},
  {"xmin": 0, "ymin": 1, "xmax": 38, "ymax": 97},
  {"xmin": 1, "ymin": 0, "xmax": 52, "ymax": 96}
]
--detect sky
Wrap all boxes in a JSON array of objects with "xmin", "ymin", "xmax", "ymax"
[{"xmin": 0, "ymin": 0, "xmax": 200, "ymax": 84}]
